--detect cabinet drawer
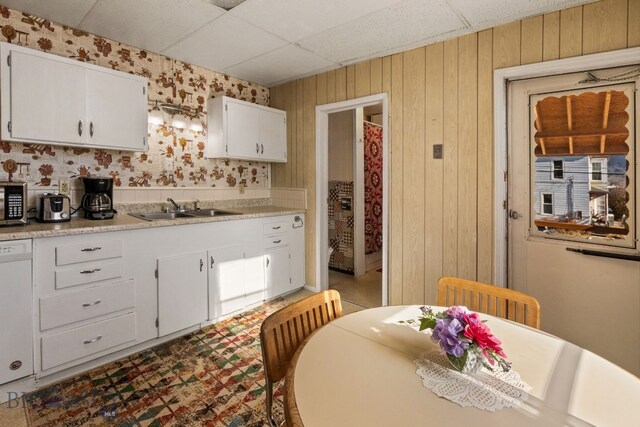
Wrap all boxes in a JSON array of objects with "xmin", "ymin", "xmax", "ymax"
[
  {"xmin": 40, "ymin": 280, "xmax": 135, "ymax": 331},
  {"xmin": 55, "ymin": 260, "xmax": 123, "ymax": 290},
  {"xmin": 263, "ymin": 221, "xmax": 290, "ymax": 235},
  {"xmin": 56, "ymin": 240, "xmax": 122, "ymax": 266},
  {"xmin": 263, "ymin": 235, "xmax": 289, "ymax": 248},
  {"xmin": 41, "ymin": 312, "xmax": 135, "ymax": 370}
]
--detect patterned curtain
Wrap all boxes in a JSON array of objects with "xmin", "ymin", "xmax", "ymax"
[{"xmin": 364, "ymin": 121, "xmax": 383, "ymax": 254}]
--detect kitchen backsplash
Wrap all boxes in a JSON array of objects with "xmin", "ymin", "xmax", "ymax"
[{"xmin": 0, "ymin": 4, "xmax": 271, "ymax": 196}]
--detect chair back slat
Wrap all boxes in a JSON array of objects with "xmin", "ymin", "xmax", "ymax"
[
  {"xmin": 261, "ymin": 290, "xmax": 343, "ymax": 383},
  {"xmin": 437, "ymin": 277, "xmax": 541, "ymax": 329}
]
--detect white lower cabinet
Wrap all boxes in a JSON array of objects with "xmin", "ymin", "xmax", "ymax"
[
  {"xmin": 41, "ymin": 312, "xmax": 136, "ymax": 371},
  {"xmin": 31, "ymin": 212, "xmax": 304, "ymax": 380},
  {"xmin": 157, "ymin": 251, "xmax": 208, "ymax": 336},
  {"xmin": 264, "ymin": 244, "xmax": 291, "ymax": 299},
  {"xmin": 208, "ymin": 245, "xmax": 247, "ymax": 319}
]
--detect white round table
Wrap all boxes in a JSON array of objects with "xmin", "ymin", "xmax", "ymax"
[{"xmin": 286, "ymin": 305, "xmax": 640, "ymax": 427}]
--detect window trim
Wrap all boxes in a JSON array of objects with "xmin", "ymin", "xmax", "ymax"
[
  {"xmin": 541, "ymin": 192, "xmax": 554, "ymax": 215},
  {"xmin": 552, "ymin": 160, "xmax": 564, "ymax": 180}
]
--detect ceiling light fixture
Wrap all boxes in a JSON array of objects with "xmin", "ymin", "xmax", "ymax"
[{"xmin": 207, "ymin": 0, "xmax": 246, "ymax": 11}]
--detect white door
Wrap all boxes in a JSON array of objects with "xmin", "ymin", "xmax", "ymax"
[
  {"xmin": 226, "ymin": 99, "xmax": 260, "ymax": 159},
  {"xmin": 85, "ymin": 68, "xmax": 147, "ymax": 151},
  {"xmin": 10, "ymin": 50, "xmax": 85, "ymax": 145},
  {"xmin": 508, "ymin": 68, "xmax": 640, "ymax": 375},
  {"xmin": 264, "ymin": 245, "xmax": 291, "ymax": 299},
  {"xmin": 157, "ymin": 251, "xmax": 207, "ymax": 336},
  {"xmin": 244, "ymin": 246, "xmax": 265, "ymax": 306},
  {"xmin": 259, "ymin": 108, "xmax": 286, "ymax": 162},
  {"xmin": 208, "ymin": 245, "xmax": 246, "ymax": 319}
]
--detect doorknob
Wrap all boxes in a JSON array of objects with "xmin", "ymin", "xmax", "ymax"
[{"xmin": 509, "ymin": 209, "xmax": 522, "ymax": 220}]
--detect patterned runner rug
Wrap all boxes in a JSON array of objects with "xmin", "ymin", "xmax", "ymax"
[{"xmin": 25, "ymin": 299, "xmax": 289, "ymax": 426}]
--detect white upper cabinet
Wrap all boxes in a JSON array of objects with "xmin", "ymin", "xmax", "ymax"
[
  {"xmin": 0, "ymin": 42, "xmax": 148, "ymax": 152},
  {"xmin": 85, "ymin": 68, "xmax": 148, "ymax": 151},
  {"xmin": 206, "ymin": 96, "xmax": 286, "ymax": 162}
]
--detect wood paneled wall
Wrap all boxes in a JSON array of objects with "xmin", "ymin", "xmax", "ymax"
[{"xmin": 270, "ymin": 0, "xmax": 640, "ymax": 304}]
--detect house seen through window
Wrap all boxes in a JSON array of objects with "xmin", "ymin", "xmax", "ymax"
[{"xmin": 530, "ymin": 85, "xmax": 633, "ymax": 248}]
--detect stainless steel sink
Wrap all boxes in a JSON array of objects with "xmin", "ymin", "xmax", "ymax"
[
  {"xmin": 129, "ymin": 212, "xmax": 195, "ymax": 221},
  {"xmin": 188, "ymin": 209, "xmax": 241, "ymax": 217},
  {"xmin": 129, "ymin": 209, "xmax": 241, "ymax": 221}
]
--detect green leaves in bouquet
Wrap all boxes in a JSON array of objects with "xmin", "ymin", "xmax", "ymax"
[
  {"xmin": 447, "ymin": 351, "xmax": 468, "ymax": 372},
  {"xmin": 419, "ymin": 317, "xmax": 437, "ymax": 331}
]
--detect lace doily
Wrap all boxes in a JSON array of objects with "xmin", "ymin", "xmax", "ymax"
[{"xmin": 414, "ymin": 348, "xmax": 531, "ymax": 412}]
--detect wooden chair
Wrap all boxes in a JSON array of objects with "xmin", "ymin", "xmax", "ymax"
[
  {"xmin": 260, "ymin": 290, "xmax": 343, "ymax": 427},
  {"xmin": 437, "ymin": 277, "xmax": 541, "ymax": 329}
]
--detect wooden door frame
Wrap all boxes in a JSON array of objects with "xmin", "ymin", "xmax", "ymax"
[
  {"xmin": 315, "ymin": 93, "xmax": 389, "ymax": 306},
  {"xmin": 493, "ymin": 46, "xmax": 640, "ymax": 286}
]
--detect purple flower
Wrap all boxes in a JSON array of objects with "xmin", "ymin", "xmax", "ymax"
[
  {"xmin": 431, "ymin": 318, "xmax": 469, "ymax": 358},
  {"xmin": 445, "ymin": 305, "xmax": 470, "ymax": 322},
  {"xmin": 419, "ymin": 306, "xmax": 433, "ymax": 315}
]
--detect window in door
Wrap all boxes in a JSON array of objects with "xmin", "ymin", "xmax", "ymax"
[{"xmin": 530, "ymin": 84, "xmax": 635, "ymax": 249}]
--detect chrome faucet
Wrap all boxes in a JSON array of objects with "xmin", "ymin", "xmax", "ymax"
[{"xmin": 167, "ymin": 198, "xmax": 186, "ymax": 212}]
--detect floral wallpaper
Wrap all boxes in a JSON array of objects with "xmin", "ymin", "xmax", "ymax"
[
  {"xmin": 364, "ymin": 121, "xmax": 383, "ymax": 254},
  {"xmin": 0, "ymin": 5, "xmax": 271, "ymax": 189}
]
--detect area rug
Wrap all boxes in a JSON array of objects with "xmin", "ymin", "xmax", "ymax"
[{"xmin": 25, "ymin": 298, "xmax": 289, "ymax": 427}]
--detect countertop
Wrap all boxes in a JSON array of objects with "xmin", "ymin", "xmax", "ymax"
[{"xmin": 0, "ymin": 205, "xmax": 305, "ymax": 241}]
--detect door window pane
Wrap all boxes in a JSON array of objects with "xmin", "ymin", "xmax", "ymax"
[{"xmin": 530, "ymin": 84, "xmax": 635, "ymax": 249}]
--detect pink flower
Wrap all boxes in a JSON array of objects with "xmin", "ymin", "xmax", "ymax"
[{"xmin": 463, "ymin": 314, "xmax": 507, "ymax": 363}]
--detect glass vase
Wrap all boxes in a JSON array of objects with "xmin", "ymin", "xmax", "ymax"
[{"xmin": 448, "ymin": 351, "xmax": 482, "ymax": 375}]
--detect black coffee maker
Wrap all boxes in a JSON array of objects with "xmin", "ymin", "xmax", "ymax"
[{"xmin": 81, "ymin": 177, "xmax": 115, "ymax": 220}]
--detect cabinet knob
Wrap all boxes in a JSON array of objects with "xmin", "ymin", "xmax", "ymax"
[
  {"xmin": 80, "ymin": 268, "xmax": 101, "ymax": 274},
  {"xmin": 81, "ymin": 247, "xmax": 102, "ymax": 252},
  {"xmin": 200, "ymin": 259, "xmax": 204, "ymax": 272},
  {"xmin": 266, "ymin": 257, "xmax": 270, "ymax": 267},
  {"xmin": 261, "ymin": 144, "xmax": 264, "ymax": 154},
  {"xmin": 210, "ymin": 256, "xmax": 215, "ymax": 269},
  {"xmin": 256, "ymin": 143, "xmax": 259, "ymax": 153},
  {"xmin": 78, "ymin": 120, "xmax": 83, "ymax": 136},
  {"xmin": 273, "ymin": 240, "xmax": 281, "ymax": 244},
  {"xmin": 90, "ymin": 121, "xmax": 94, "ymax": 137}
]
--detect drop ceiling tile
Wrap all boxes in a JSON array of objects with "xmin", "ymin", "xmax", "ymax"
[
  {"xmin": 162, "ymin": 13, "xmax": 288, "ymax": 71},
  {"xmin": 223, "ymin": 44, "xmax": 334, "ymax": 86},
  {"xmin": 0, "ymin": 0, "xmax": 98, "ymax": 27},
  {"xmin": 230, "ymin": 0, "xmax": 401, "ymax": 42},
  {"xmin": 299, "ymin": 0, "xmax": 466, "ymax": 64},
  {"xmin": 78, "ymin": 0, "xmax": 225, "ymax": 53},
  {"xmin": 447, "ymin": 0, "xmax": 595, "ymax": 27}
]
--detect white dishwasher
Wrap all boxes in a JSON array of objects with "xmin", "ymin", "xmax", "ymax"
[{"xmin": 0, "ymin": 239, "xmax": 33, "ymax": 385}]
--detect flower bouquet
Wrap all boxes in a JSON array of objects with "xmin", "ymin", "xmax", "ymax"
[{"xmin": 402, "ymin": 306, "xmax": 511, "ymax": 374}]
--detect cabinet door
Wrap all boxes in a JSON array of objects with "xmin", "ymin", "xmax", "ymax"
[
  {"xmin": 157, "ymin": 251, "xmax": 207, "ymax": 336},
  {"xmin": 245, "ymin": 246, "xmax": 265, "ymax": 306},
  {"xmin": 226, "ymin": 99, "xmax": 260, "ymax": 159},
  {"xmin": 208, "ymin": 245, "xmax": 245, "ymax": 319},
  {"xmin": 259, "ymin": 108, "xmax": 286, "ymax": 162},
  {"xmin": 9, "ymin": 50, "xmax": 85, "ymax": 145},
  {"xmin": 264, "ymin": 245, "xmax": 291, "ymax": 299},
  {"xmin": 85, "ymin": 68, "xmax": 148, "ymax": 151}
]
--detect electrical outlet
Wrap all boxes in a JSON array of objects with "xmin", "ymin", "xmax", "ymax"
[
  {"xmin": 162, "ymin": 155, "xmax": 175, "ymax": 171},
  {"xmin": 59, "ymin": 179, "xmax": 70, "ymax": 195},
  {"xmin": 239, "ymin": 183, "xmax": 245, "ymax": 194}
]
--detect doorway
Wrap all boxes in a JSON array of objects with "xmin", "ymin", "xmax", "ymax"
[
  {"xmin": 316, "ymin": 94, "xmax": 389, "ymax": 307},
  {"xmin": 506, "ymin": 65, "xmax": 640, "ymax": 375}
]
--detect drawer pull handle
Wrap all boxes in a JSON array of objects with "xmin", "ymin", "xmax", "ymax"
[
  {"xmin": 273, "ymin": 240, "xmax": 281, "ymax": 244},
  {"xmin": 211, "ymin": 256, "xmax": 215, "ymax": 268},
  {"xmin": 80, "ymin": 268, "xmax": 101, "ymax": 274},
  {"xmin": 82, "ymin": 300, "xmax": 102, "ymax": 307},
  {"xmin": 272, "ymin": 226, "xmax": 281, "ymax": 230},
  {"xmin": 81, "ymin": 247, "xmax": 102, "ymax": 252},
  {"xmin": 83, "ymin": 336, "xmax": 102, "ymax": 345}
]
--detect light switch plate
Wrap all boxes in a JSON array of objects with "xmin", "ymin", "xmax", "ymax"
[{"xmin": 433, "ymin": 144, "xmax": 443, "ymax": 159}]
